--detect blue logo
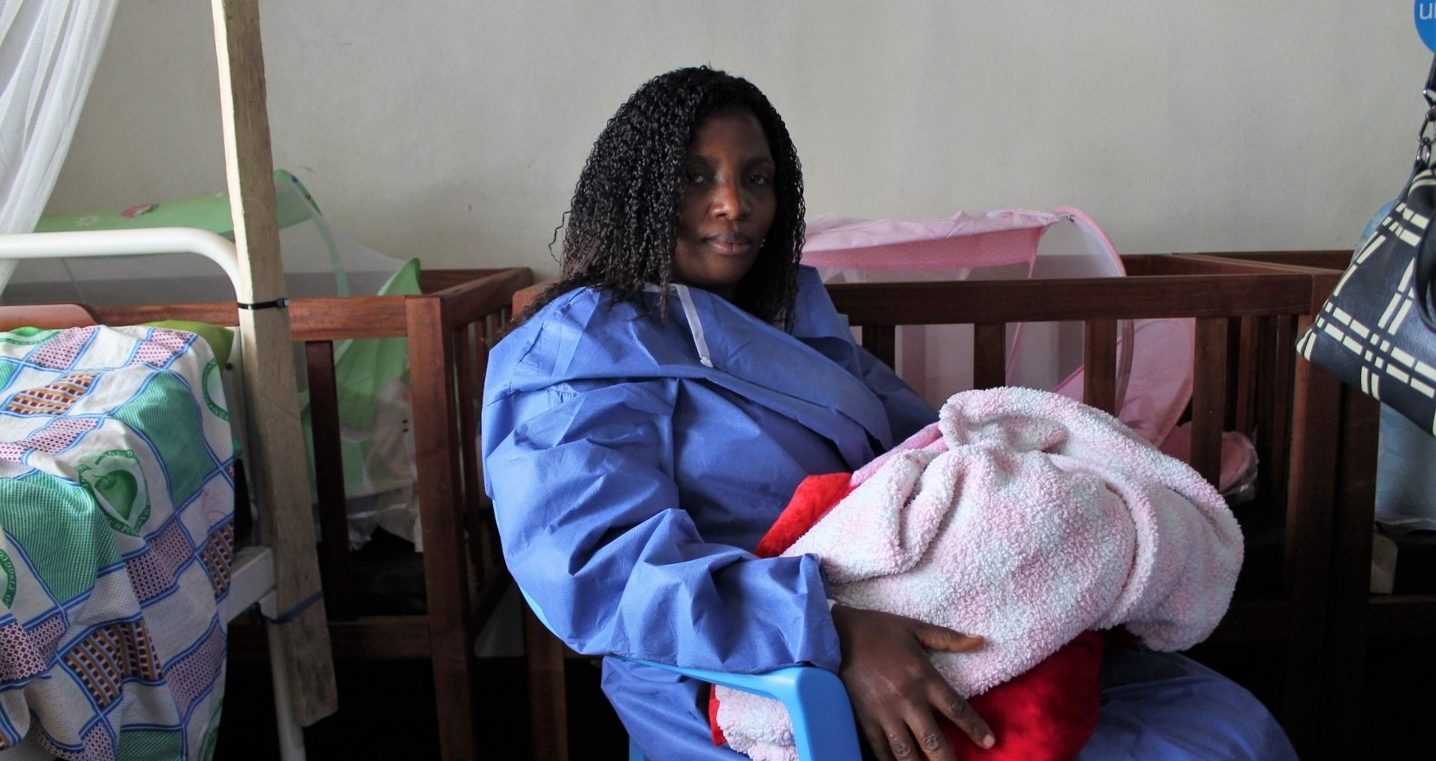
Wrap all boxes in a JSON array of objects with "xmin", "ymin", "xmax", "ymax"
[{"xmin": 1418, "ymin": 1, "xmax": 1436, "ymax": 53}]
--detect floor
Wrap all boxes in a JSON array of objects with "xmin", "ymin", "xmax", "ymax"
[
  {"xmin": 1362, "ymin": 634, "xmax": 1436, "ymax": 760},
  {"xmin": 216, "ymin": 656, "xmax": 626, "ymax": 760}
]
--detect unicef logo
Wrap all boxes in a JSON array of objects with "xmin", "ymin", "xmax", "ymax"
[{"xmin": 1418, "ymin": 1, "xmax": 1436, "ymax": 52}]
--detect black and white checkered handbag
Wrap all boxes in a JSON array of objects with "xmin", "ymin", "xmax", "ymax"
[
  {"xmin": 1298, "ymin": 58, "xmax": 1436, "ymax": 436},
  {"xmin": 1297, "ymin": 58, "xmax": 1436, "ymax": 438}
]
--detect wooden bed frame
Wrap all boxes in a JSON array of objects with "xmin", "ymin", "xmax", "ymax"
[
  {"xmin": 510, "ymin": 252, "xmax": 1380, "ymax": 761},
  {"xmin": 2, "ymin": 265, "xmax": 532, "ymax": 761}
]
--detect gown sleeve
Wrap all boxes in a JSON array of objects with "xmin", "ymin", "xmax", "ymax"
[{"xmin": 484, "ymin": 376, "xmax": 843, "ymax": 674}]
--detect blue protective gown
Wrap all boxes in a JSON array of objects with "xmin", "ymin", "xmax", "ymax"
[{"xmin": 482, "ymin": 267, "xmax": 1296, "ymax": 761}]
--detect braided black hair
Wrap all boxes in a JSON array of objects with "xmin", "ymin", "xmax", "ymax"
[{"xmin": 518, "ymin": 66, "xmax": 805, "ymax": 328}]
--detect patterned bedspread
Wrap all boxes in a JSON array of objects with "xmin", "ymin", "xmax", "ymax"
[{"xmin": 0, "ymin": 325, "xmax": 235, "ymax": 760}]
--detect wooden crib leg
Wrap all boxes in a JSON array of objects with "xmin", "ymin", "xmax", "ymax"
[
  {"xmin": 1318, "ymin": 388, "xmax": 1379, "ymax": 760},
  {"xmin": 408, "ymin": 298, "xmax": 481, "ymax": 761},
  {"xmin": 1283, "ymin": 338, "xmax": 1341, "ymax": 760}
]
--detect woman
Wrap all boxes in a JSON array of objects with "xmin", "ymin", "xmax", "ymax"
[{"xmin": 482, "ymin": 66, "xmax": 1295, "ymax": 761}]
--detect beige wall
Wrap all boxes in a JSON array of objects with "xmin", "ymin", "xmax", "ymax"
[{"xmin": 46, "ymin": 1, "xmax": 1431, "ymax": 277}]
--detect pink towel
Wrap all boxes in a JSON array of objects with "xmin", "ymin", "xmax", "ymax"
[{"xmin": 716, "ymin": 388, "xmax": 1243, "ymax": 761}]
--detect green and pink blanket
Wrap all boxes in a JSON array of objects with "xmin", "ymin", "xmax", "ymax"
[{"xmin": 0, "ymin": 325, "xmax": 234, "ymax": 760}]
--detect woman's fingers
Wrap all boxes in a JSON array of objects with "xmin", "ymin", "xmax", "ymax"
[
  {"xmin": 916, "ymin": 723, "xmax": 954, "ymax": 759},
  {"xmin": 873, "ymin": 708, "xmax": 963, "ymax": 761},
  {"xmin": 854, "ymin": 684, "xmax": 958, "ymax": 760},
  {"xmin": 900, "ymin": 712, "xmax": 957, "ymax": 761},
  {"xmin": 911, "ymin": 621, "xmax": 984, "ymax": 654},
  {"xmin": 858, "ymin": 715, "xmax": 896, "ymax": 761},
  {"xmin": 930, "ymin": 680, "xmax": 995, "ymax": 750},
  {"xmin": 880, "ymin": 721, "xmax": 924, "ymax": 761}
]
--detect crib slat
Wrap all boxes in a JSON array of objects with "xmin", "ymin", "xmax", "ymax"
[
  {"xmin": 1082, "ymin": 319, "xmax": 1118, "ymax": 415},
  {"xmin": 862, "ymin": 325, "xmax": 896, "ymax": 370},
  {"xmin": 460, "ymin": 318, "xmax": 508, "ymax": 630},
  {"xmin": 1263, "ymin": 316, "xmax": 1298, "ymax": 508},
  {"xmin": 973, "ymin": 323, "xmax": 1006, "ymax": 389},
  {"xmin": 1233, "ymin": 317, "xmax": 1259, "ymax": 436},
  {"xmin": 1224, "ymin": 319, "xmax": 1243, "ymax": 431},
  {"xmin": 1252, "ymin": 315, "xmax": 1276, "ymax": 481},
  {"xmin": 474, "ymin": 316, "xmax": 501, "ymax": 590},
  {"xmin": 304, "ymin": 340, "xmax": 357, "ymax": 621},
  {"xmin": 1190, "ymin": 318, "xmax": 1228, "ymax": 487},
  {"xmin": 453, "ymin": 323, "xmax": 486, "ymax": 598}
]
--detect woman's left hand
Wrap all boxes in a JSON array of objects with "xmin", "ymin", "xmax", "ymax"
[{"xmin": 831, "ymin": 605, "xmax": 995, "ymax": 761}]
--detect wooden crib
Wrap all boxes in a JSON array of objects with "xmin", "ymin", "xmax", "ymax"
[
  {"xmin": 1167, "ymin": 249, "xmax": 1429, "ymax": 760},
  {"xmin": 3, "ymin": 265, "xmax": 532, "ymax": 761},
  {"xmin": 511, "ymin": 251, "xmax": 1380, "ymax": 761},
  {"xmin": 828, "ymin": 252, "xmax": 1377, "ymax": 761}
]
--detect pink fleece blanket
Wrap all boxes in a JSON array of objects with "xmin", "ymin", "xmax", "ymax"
[{"xmin": 716, "ymin": 387, "xmax": 1243, "ymax": 761}]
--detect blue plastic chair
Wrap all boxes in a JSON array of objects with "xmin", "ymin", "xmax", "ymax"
[
  {"xmin": 620, "ymin": 658, "xmax": 862, "ymax": 761},
  {"xmin": 519, "ymin": 589, "xmax": 863, "ymax": 761}
]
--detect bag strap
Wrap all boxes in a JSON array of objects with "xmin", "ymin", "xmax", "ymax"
[
  {"xmin": 1418, "ymin": 57, "xmax": 1436, "ymax": 169},
  {"xmin": 1416, "ymin": 57, "xmax": 1436, "ymax": 325},
  {"xmin": 1419, "ymin": 217, "xmax": 1436, "ymax": 326}
]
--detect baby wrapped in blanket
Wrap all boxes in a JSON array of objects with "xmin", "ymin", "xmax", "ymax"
[{"xmin": 714, "ymin": 387, "xmax": 1244, "ymax": 761}]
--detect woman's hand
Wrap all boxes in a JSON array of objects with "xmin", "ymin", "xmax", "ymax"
[{"xmin": 831, "ymin": 605, "xmax": 995, "ymax": 761}]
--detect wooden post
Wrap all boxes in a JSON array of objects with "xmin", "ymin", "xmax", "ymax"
[{"xmin": 211, "ymin": 0, "xmax": 338, "ymax": 725}]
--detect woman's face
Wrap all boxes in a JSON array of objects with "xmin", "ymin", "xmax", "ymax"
[{"xmin": 671, "ymin": 107, "xmax": 777, "ymax": 300}]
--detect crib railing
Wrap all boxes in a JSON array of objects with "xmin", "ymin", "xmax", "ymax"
[{"xmin": 829, "ymin": 257, "xmax": 1316, "ymax": 487}]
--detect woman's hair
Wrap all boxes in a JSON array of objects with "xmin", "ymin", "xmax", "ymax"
[{"xmin": 518, "ymin": 66, "xmax": 805, "ymax": 328}]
